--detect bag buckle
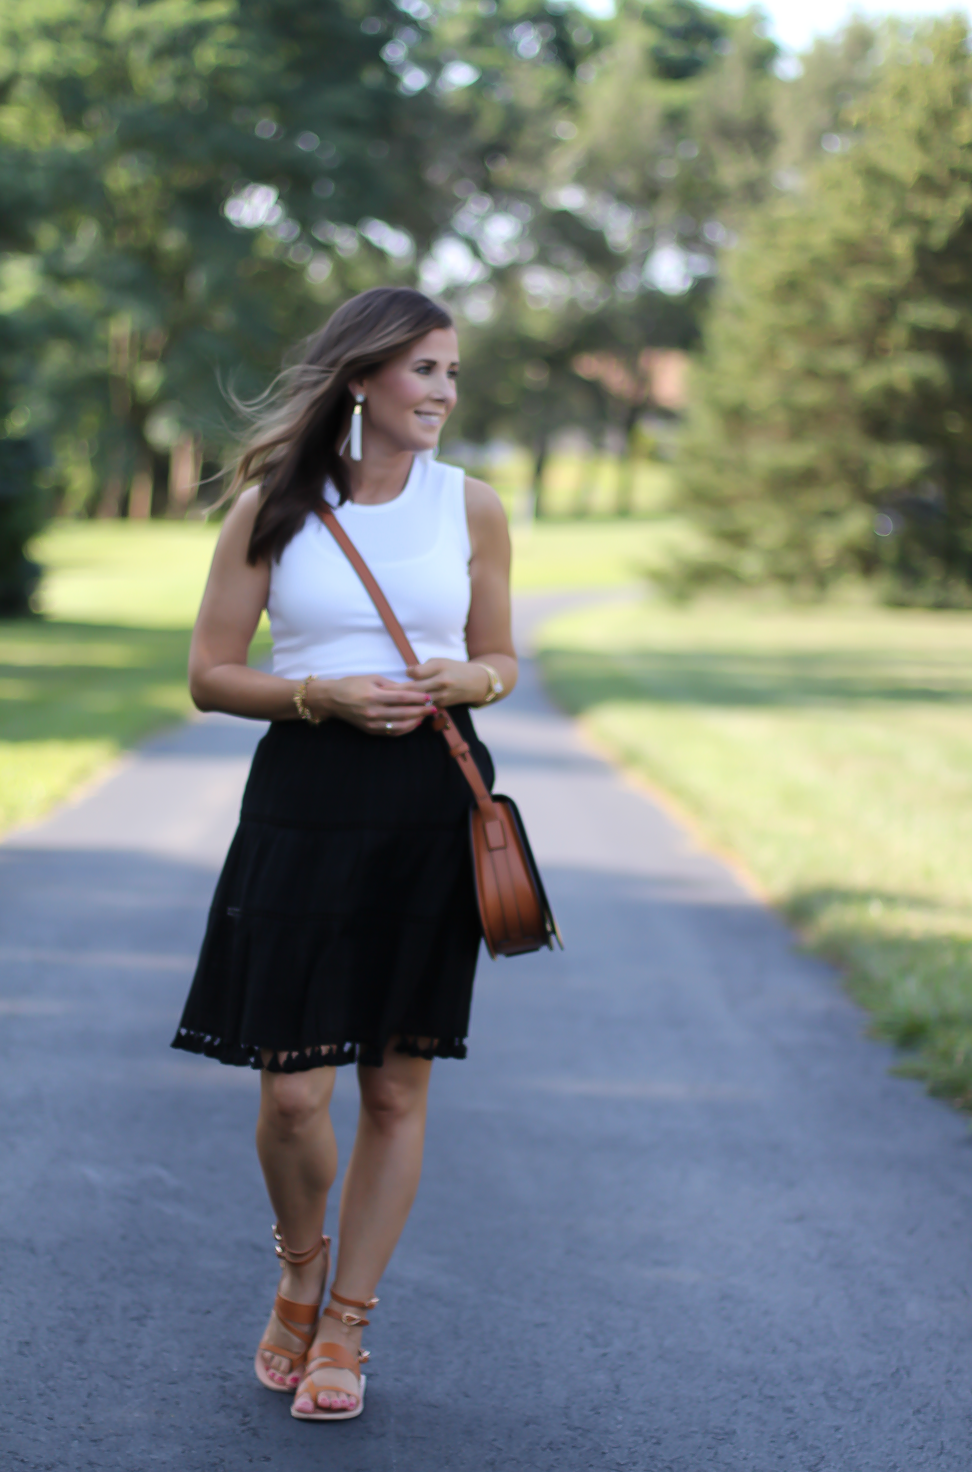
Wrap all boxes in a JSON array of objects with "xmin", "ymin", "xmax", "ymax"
[{"xmin": 484, "ymin": 818, "xmax": 506, "ymax": 851}]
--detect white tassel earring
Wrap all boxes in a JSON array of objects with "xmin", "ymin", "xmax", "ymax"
[{"xmin": 350, "ymin": 393, "xmax": 364, "ymax": 461}]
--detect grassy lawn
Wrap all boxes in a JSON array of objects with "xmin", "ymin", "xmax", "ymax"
[
  {"xmin": 0, "ymin": 523, "xmax": 261, "ymax": 834},
  {"xmin": 509, "ymin": 514, "xmax": 688, "ymax": 590},
  {"xmin": 537, "ymin": 597, "xmax": 972, "ymax": 1108},
  {"xmin": 485, "ymin": 447, "xmax": 674, "ymax": 519},
  {"xmin": 0, "ymin": 513, "xmax": 673, "ymax": 836}
]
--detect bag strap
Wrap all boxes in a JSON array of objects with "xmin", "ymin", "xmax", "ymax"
[{"xmin": 315, "ymin": 506, "xmax": 508, "ymax": 851}]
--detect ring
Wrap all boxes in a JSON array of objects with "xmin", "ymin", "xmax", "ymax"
[{"xmin": 385, "ymin": 721, "xmax": 393, "ymax": 731}]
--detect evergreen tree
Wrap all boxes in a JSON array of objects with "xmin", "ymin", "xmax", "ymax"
[
  {"xmin": 770, "ymin": 18, "xmax": 879, "ymax": 183},
  {"xmin": 673, "ymin": 17, "xmax": 972, "ymax": 599}
]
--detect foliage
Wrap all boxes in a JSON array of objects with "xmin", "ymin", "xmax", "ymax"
[
  {"xmin": 673, "ymin": 18, "xmax": 972, "ymax": 600},
  {"xmin": 0, "ymin": 0, "xmax": 616, "ymax": 532},
  {"xmin": 440, "ymin": 4, "xmax": 881, "ymax": 504},
  {"xmin": 770, "ymin": 18, "xmax": 880, "ymax": 181},
  {"xmin": 0, "ymin": 37, "xmax": 74, "ymax": 611},
  {"xmin": 551, "ymin": 4, "xmax": 777, "ymax": 252},
  {"xmin": 0, "ymin": 0, "xmax": 450, "ymax": 521},
  {"xmin": 436, "ymin": 2, "xmax": 744, "ymax": 493},
  {"xmin": 537, "ymin": 594, "xmax": 972, "ymax": 1109},
  {"xmin": 0, "ymin": 436, "xmax": 45, "ymax": 614},
  {"xmin": 0, "ymin": 0, "xmax": 908, "ymax": 561}
]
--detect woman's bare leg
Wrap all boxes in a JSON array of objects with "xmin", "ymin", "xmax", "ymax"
[
  {"xmin": 256, "ymin": 1062, "xmax": 338, "ymax": 1384},
  {"xmin": 293, "ymin": 1044, "xmax": 433, "ymax": 1414}
]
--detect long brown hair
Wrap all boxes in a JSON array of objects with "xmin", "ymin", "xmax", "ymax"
[{"xmin": 230, "ymin": 287, "xmax": 453, "ymax": 564}]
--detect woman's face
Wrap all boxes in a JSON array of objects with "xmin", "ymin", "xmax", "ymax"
[{"xmin": 352, "ymin": 326, "xmax": 459, "ymax": 455}]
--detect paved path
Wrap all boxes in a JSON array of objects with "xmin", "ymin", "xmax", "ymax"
[{"xmin": 3, "ymin": 594, "xmax": 972, "ymax": 1471}]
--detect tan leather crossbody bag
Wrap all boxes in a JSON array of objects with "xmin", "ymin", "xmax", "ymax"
[{"xmin": 317, "ymin": 506, "xmax": 563, "ymax": 960}]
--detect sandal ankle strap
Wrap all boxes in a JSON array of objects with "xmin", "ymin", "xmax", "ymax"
[
  {"xmin": 272, "ymin": 1222, "xmax": 330, "ymax": 1267},
  {"xmin": 324, "ymin": 1287, "xmax": 379, "ymax": 1328}
]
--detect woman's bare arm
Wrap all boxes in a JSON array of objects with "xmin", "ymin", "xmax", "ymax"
[
  {"xmin": 464, "ymin": 475, "xmax": 517, "ymax": 694},
  {"xmin": 188, "ymin": 488, "xmax": 431, "ymax": 731},
  {"xmin": 406, "ymin": 475, "xmax": 518, "ymax": 705},
  {"xmin": 188, "ymin": 489, "xmax": 295, "ymax": 719}
]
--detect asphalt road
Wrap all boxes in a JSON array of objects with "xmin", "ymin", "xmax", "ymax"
[{"xmin": 2, "ymin": 593, "xmax": 972, "ymax": 1471}]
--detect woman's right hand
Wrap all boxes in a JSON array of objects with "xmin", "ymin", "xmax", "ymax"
[{"xmin": 306, "ymin": 675, "xmax": 435, "ymax": 736}]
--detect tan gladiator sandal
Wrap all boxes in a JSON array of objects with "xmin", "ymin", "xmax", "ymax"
[
  {"xmin": 254, "ymin": 1223, "xmax": 330, "ymax": 1394},
  {"xmin": 290, "ymin": 1288, "xmax": 377, "ymax": 1421}
]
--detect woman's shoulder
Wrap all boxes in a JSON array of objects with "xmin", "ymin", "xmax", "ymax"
[
  {"xmin": 462, "ymin": 474, "xmax": 509, "ymax": 557},
  {"xmin": 211, "ymin": 484, "xmax": 262, "ymax": 557},
  {"xmin": 463, "ymin": 474, "xmax": 505, "ymax": 524},
  {"xmin": 232, "ymin": 484, "xmax": 262, "ymax": 522}
]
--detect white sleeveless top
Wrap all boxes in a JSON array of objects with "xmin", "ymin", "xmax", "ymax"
[{"xmin": 267, "ymin": 454, "xmax": 471, "ymax": 684}]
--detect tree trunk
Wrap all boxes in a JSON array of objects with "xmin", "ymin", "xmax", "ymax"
[
  {"xmin": 532, "ymin": 433, "xmax": 549, "ymax": 519},
  {"xmin": 167, "ymin": 434, "xmax": 201, "ymax": 517},
  {"xmin": 150, "ymin": 450, "xmax": 169, "ymax": 518},
  {"xmin": 128, "ymin": 459, "xmax": 153, "ymax": 519},
  {"xmin": 616, "ymin": 405, "xmax": 641, "ymax": 516},
  {"xmin": 574, "ymin": 442, "xmax": 592, "ymax": 517},
  {"xmin": 96, "ymin": 459, "xmax": 125, "ymax": 518}
]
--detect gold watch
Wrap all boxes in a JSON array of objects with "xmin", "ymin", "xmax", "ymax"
[{"xmin": 475, "ymin": 662, "xmax": 504, "ymax": 705}]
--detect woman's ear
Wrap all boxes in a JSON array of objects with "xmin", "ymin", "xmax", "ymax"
[{"xmin": 346, "ymin": 376, "xmax": 366, "ymax": 400}]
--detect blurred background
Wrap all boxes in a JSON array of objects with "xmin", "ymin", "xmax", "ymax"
[{"xmin": 3, "ymin": 1, "xmax": 972, "ymax": 1106}]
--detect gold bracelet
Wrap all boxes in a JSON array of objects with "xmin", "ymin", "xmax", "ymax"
[{"xmin": 293, "ymin": 675, "xmax": 321, "ymax": 724}]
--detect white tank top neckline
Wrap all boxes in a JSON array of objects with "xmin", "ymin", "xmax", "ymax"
[{"xmin": 267, "ymin": 453, "xmax": 472, "ymax": 684}]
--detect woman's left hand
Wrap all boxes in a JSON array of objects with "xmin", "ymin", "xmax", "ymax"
[{"xmin": 405, "ymin": 658, "xmax": 491, "ymax": 707}]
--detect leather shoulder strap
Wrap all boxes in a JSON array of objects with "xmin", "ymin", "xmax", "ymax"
[
  {"xmin": 318, "ymin": 506, "xmax": 419, "ymax": 669},
  {"xmin": 315, "ymin": 505, "xmax": 504, "ymax": 841}
]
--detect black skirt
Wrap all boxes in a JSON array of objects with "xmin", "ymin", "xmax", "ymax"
[{"xmin": 170, "ymin": 707, "xmax": 493, "ymax": 1071}]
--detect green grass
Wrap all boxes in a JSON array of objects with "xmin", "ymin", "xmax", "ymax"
[
  {"xmin": 36, "ymin": 520, "xmax": 223, "ymax": 628},
  {"xmin": 537, "ymin": 597, "xmax": 972, "ymax": 1108},
  {"xmin": 484, "ymin": 448, "xmax": 674, "ymax": 520},
  {"xmin": 0, "ymin": 512, "xmax": 670, "ymax": 835},
  {"xmin": 510, "ymin": 514, "xmax": 688, "ymax": 591},
  {"xmin": 0, "ymin": 522, "xmax": 271, "ymax": 834},
  {"xmin": 0, "ymin": 620, "xmax": 200, "ymax": 831}
]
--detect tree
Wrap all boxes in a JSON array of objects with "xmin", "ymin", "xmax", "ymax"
[
  {"xmin": 433, "ymin": 3, "xmax": 891, "ymax": 491},
  {"xmin": 435, "ymin": 4, "xmax": 783, "ymax": 485},
  {"xmin": 770, "ymin": 18, "xmax": 880, "ymax": 185},
  {"xmin": 0, "ymin": 0, "xmax": 446, "ymax": 526},
  {"xmin": 445, "ymin": 285, "xmax": 602, "ymax": 514},
  {"xmin": 0, "ymin": 0, "xmax": 898, "ymax": 562},
  {"xmin": 0, "ymin": 21, "xmax": 95, "ymax": 609},
  {"xmin": 672, "ymin": 17, "xmax": 972, "ymax": 600}
]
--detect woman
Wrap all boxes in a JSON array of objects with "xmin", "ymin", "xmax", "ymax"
[{"xmin": 171, "ymin": 286, "xmax": 516, "ymax": 1421}]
